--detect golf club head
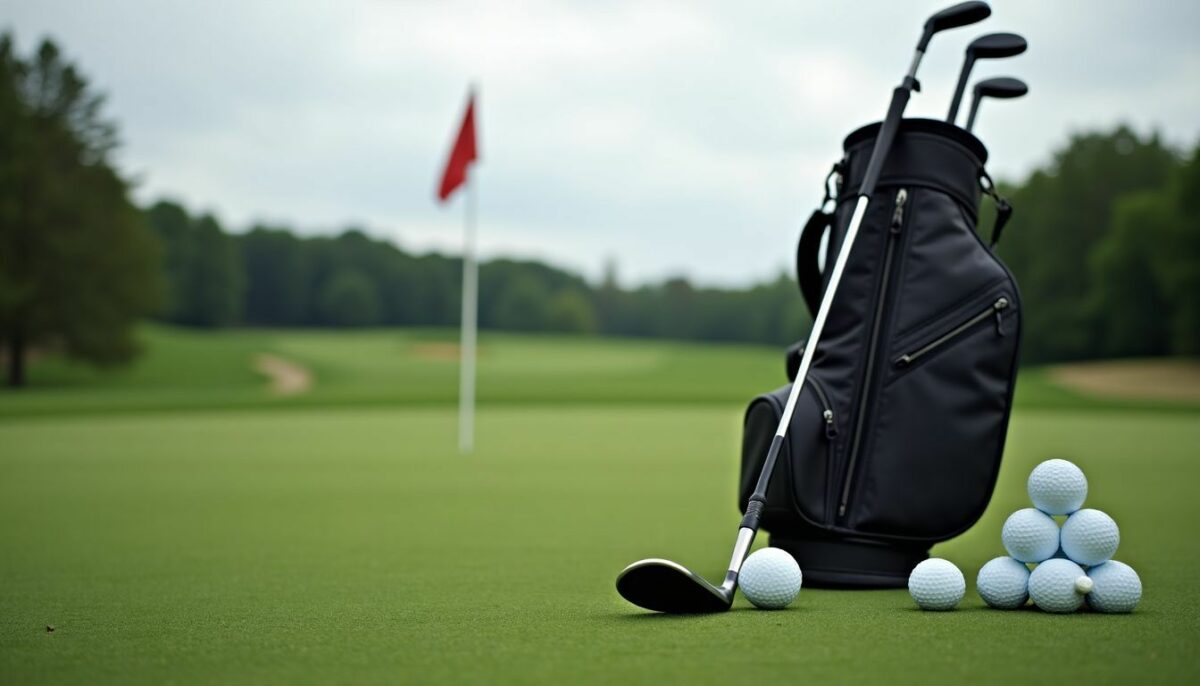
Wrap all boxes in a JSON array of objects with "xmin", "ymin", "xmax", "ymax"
[
  {"xmin": 616, "ymin": 559, "xmax": 733, "ymax": 614},
  {"xmin": 966, "ymin": 76, "xmax": 1028, "ymax": 131},
  {"xmin": 970, "ymin": 32, "xmax": 1028, "ymax": 59},
  {"xmin": 975, "ymin": 76, "xmax": 1029, "ymax": 100},
  {"xmin": 919, "ymin": 1, "xmax": 992, "ymax": 50},
  {"xmin": 947, "ymin": 32, "xmax": 1027, "ymax": 123}
]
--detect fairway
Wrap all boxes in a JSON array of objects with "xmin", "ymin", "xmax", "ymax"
[{"xmin": 2, "ymin": 331, "xmax": 1198, "ymax": 683}]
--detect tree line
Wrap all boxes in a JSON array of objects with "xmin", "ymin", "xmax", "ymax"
[
  {"xmin": 993, "ymin": 128, "xmax": 1199, "ymax": 362},
  {"xmin": 2, "ymin": 33, "xmax": 1197, "ymax": 387},
  {"xmin": 146, "ymin": 199, "xmax": 810, "ymax": 346}
]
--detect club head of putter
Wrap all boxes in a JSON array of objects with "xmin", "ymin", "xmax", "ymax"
[
  {"xmin": 616, "ymin": 559, "xmax": 733, "ymax": 614},
  {"xmin": 975, "ymin": 76, "xmax": 1028, "ymax": 100},
  {"xmin": 969, "ymin": 32, "xmax": 1027, "ymax": 60}
]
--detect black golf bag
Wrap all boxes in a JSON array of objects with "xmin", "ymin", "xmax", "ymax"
[{"xmin": 738, "ymin": 118, "xmax": 1021, "ymax": 588}]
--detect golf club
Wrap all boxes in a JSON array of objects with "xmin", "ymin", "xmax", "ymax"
[
  {"xmin": 966, "ymin": 76, "xmax": 1028, "ymax": 132},
  {"xmin": 946, "ymin": 32, "xmax": 1027, "ymax": 125},
  {"xmin": 615, "ymin": 0, "xmax": 993, "ymax": 614}
]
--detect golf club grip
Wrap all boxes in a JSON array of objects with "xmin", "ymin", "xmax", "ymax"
[{"xmin": 860, "ymin": 87, "xmax": 911, "ymax": 198}]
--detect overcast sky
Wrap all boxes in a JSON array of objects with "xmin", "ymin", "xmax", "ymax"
[{"xmin": 4, "ymin": 1, "xmax": 1198, "ymax": 286}]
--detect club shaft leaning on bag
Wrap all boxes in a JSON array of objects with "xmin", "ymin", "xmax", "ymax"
[{"xmin": 720, "ymin": 60, "xmax": 922, "ymax": 588}]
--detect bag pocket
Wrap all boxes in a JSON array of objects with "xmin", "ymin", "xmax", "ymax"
[
  {"xmin": 893, "ymin": 295, "xmax": 1011, "ymax": 372},
  {"xmin": 845, "ymin": 288, "xmax": 1019, "ymax": 539},
  {"xmin": 740, "ymin": 378, "xmax": 838, "ymax": 530}
]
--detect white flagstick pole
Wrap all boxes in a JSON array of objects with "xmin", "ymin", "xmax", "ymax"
[{"xmin": 458, "ymin": 169, "xmax": 478, "ymax": 454}]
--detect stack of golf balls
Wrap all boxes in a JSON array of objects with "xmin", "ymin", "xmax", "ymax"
[{"xmin": 976, "ymin": 459, "xmax": 1142, "ymax": 613}]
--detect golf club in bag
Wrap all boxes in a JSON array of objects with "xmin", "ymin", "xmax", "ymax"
[
  {"xmin": 946, "ymin": 32, "xmax": 1027, "ymax": 124},
  {"xmin": 616, "ymin": 1, "xmax": 994, "ymax": 613},
  {"xmin": 966, "ymin": 76, "xmax": 1028, "ymax": 132}
]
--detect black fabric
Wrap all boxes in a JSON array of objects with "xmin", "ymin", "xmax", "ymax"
[{"xmin": 740, "ymin": 118, "xmax": 1021, "ymax": 586}]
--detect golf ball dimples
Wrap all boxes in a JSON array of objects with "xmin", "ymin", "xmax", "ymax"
[
  {"xmin": 1027, "ymin": 459, "xmax": 1088, "ymax": 515},
  {"xmin": 1086, "ymin": 560, "xmax": 1142, "ymax": 613},
  {"xmin": 976, "ymin": 556, "xmax": 1030, "ymax": 609},
  {"xmin": 1028, "ymin": 558, "xmax": 1091, "ymax": 613},
  {"xmin": 908, "ymin": 558, "xmax": 965, "ymax": 611},
  {"xmin": 1001, "ymin": 508, "xmax": 1060, "ymax": 563},
  {"xmin": 1060, "ymin": 508, "xmax": 1119, "ymax": 566},
  {"xmin": 738, "ymin": 548, "xmax": 802, "ymax": 609}
]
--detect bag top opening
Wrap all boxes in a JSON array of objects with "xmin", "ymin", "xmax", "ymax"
[{"xmin": 844, "ymin": 118, "xmax": 988, "ymax": 164}]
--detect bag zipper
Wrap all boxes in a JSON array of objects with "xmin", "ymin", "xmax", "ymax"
[
  {"xmin": 894, "ymin": 297, "xmax": 1010, "ymax": 368},
  {"xmin": 807, "ymin": 377, "xmax": 837, "ymax": 439},
  {"xmin": 838, "ymin": 188, "xmax": 907, "ymax": 518}
]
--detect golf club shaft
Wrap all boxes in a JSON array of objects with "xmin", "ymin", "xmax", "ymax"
[
  {"xmin": 965, "ymin": 95, "xmax": 981, "ymax": 131},
  {"xmin": 946, "ymin": 55, "xmax": 973, "ymax": 123},
  {"xmin": 724, "ymin": 59, "xmax": 924, "ymax": 588}
]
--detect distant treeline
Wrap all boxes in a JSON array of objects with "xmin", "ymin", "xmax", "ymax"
[
  {"xmin": 147, "ymin": 201, "xmax": 810, "ymax": 346},
  {"xmin": 148, "ymin": 127, "xmax": 1200, "ymax": 364}
]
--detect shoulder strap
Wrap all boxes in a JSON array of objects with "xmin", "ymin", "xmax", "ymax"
[
  {"xmin": 796, "ymin": 210, "xmax": 830, "ymax": 317},
  {"xmin": 795, "ymin": 163, "xmax": 843, "ymax": 316}
]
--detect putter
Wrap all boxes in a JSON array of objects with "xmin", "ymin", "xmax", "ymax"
[
  {"xmin": 615, "ymin": 0, "xmax": 994, "ymax": 614},
  {"xmin": 945, "ymin": 32, "xmax": 1027, "ymax": 125},
  {"xmin": 965, "ymin": 76, "xmax": 1027, "ymax": 132}
]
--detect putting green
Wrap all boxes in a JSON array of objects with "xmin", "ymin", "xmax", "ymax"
[{"xmin": 1, "ymin": 405, "xmax": 1195, "ymax": 683}]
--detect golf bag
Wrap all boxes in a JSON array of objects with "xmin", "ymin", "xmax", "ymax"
[{"xmin": 738, "ymin": 118, "xmax": 1021, "ymax": 588}]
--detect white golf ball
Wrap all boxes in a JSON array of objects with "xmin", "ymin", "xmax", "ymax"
[
  {"xmin": 1001, "ymin": 508, "xmax": 1060, "ymax": 563},
  {"xmin": 1028, "ymin": 558, "xmax": 1091, "ymax": 613},
  {"xmin": 1086, "ymin": 560, "xmax": 1142, "ymax": 613},
  {"xmin": 1027, "ymin": 459, "xmax": 1088, "ymax": 515},
  {"xmin": 738, "ymin": 548, "xmax": 802, "ymax": 610},
  {"xmin": 908, "ymin": 558, "xmax": 965, "ymax": 611},
  {"xmin": 1061, "ymin": 508, "xmax": 1120, "ymax": 566},
  {"xmin": 976, "ymin": 556, "xmax": 1030, "ymax": 609}
]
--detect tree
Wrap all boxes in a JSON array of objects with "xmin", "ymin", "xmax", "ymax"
[
  {"xmin": 545, "ymin": 289, "xmax": 597, "ymax": 333},
  {"xmin": 315, "ymin": 269, "xmax": 381, "ymax": 327},
  {"xmin": 0, "ymin": 35, "xmax": 163, "ymax": 387},
  {"xmin": 1092, "ymin": 145, "xmax": 1200, "ymax": 356},
  {"xmin": 146, "ymin": 203, "xmax": 243, "ymax": 327},
  {"xmin": 997, "ymin": 127, "xmax": 1180, "ymax": 362}
]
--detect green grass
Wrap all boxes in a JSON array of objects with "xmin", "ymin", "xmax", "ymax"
[
  {"xmin": 6, "ymin": 325, "xmax": 1196, "ymax": 418},
  {"xmin": 1, "ymin": 327, "xmax": 1197, "ymax": 683},
  {"xmin": 1, "ymin": 326, "xmax": 788, "ymax": 417},
  {"xmin": 1, "ymin": 405, "xmax": 1196, "ymax": 683}
]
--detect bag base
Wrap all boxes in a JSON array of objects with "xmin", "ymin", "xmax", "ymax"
[{"xmin": 769, "ymin": 534, "xmax": 928, "ymax": 588}]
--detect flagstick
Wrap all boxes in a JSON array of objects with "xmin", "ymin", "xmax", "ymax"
[{"xmin": 458, "ymin": 172, "xmax": 479, "ymax": 455}]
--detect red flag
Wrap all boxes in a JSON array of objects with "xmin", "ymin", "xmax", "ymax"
[{"xmin": 437, "ymin": 91, "xmax": 478, "ymax": 202}]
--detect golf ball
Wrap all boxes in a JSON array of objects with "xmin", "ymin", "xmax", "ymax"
[
  {"xmin": 976, "ymin": 556, "xmax": 1030, "ymax": 609},
  {"xmin": 1028, "ymin": 558, "xmax": 1091, "ymax": 613},
  {"xmin": 738, "ymin": 548, "xmax": 802, "ymax": 610},
  {"xmin": 908, "ymin": 558, "xmax": 965, "ymax": 611},
  {"xmin": 1086, "ymin": 560, "xmax": 1142, "ymax": 613},
  {"xmin": 1027, "ymin": 459, "xmax": 1088, "ymax": 515},
  {"xmin": 1060, "ymin": 508, "xmax": 1119, "ymax": 566},
  {"xmin": 1001, "ymin": 508, "xmax": 1060, "ymax": 563}
]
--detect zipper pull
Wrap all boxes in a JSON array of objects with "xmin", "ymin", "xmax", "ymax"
[
  {"xmin": 823, "ymin": 409, "xmax": 837, "ymax": 439},
  {"xmin": 890, "ymin": 189, "xmax": 908, "ymax": 234},
  {"xmin": 993, "ymin": 297, "xmax": 1010, "ymax": 336}
]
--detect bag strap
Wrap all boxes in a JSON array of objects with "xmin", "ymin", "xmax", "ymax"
[
  {"xmin": 796, "ymin": 210, "xmax": 829, "ymax": 317},
  {"xmin": 796, "ymin": 163, "xmax": 843, "ymax": 316},
  {"xmin": 980, "ymin": 170, "xmax": 1014, "ymax": 246}
]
